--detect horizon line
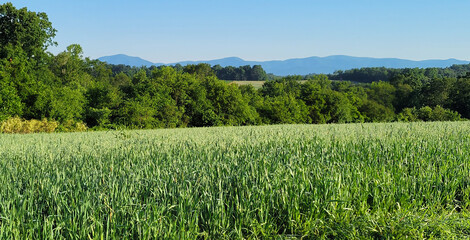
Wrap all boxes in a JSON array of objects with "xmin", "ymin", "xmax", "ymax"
[{"xmin": 97, "ymin": 54, "xmax": 470, "ymax": 65}]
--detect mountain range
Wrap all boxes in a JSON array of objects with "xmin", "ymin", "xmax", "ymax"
[{"xmin": 97, "ymin": 54, "xmax": 470, "ymax": 76}]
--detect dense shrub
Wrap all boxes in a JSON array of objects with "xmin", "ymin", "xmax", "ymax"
[
  {"xmin": 0, "ymin": 117, "xmax": 87, "ymax": 133},
  {"xmin": 0, "ymin": 117, "xmax": 58, "ymax": 133},
  {"xmin": 397, "ymin": 105, "xmax": 462, "ymax": 122}
]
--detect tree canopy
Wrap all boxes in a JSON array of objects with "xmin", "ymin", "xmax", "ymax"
[{"xmin": 0, "ymin": 2, "xmax": 56, "ymax": 61}]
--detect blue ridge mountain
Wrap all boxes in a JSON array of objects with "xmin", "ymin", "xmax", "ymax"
[{"xmin": 98, "ymin": 54, "xmax": 469, "ymax": 76}]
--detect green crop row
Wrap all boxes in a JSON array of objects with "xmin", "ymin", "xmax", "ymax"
[{"xmin": 0, "ymin": 122, "xmax": 469, "ymax": 239}]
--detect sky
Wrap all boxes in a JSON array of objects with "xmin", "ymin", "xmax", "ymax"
[{"xmin": 6, "ymin": 0, "xmax": 470, "ymax": 63}]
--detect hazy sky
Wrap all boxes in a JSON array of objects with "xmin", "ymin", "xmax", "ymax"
[{"xmin": 6, "ymin": 0, "xmax": 470, "ymax": 63}]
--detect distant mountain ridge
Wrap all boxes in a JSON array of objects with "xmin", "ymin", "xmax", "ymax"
[
  {"xmin": 98, "ymin": 54, "xmax": 158, "ymax": 67},
  {"xmin": 97, "ymin": 54, "xmax": 470, "ymax": 76}
]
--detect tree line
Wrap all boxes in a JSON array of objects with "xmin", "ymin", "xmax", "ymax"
[
  {"xmin": 108, "ymin": 63, "xmax": 268, "ymax": 81},
  {"xmin": 327, "ymin": 65, "xmax": 470, "ymax": 83},
  {"xmin": 1, "ymin": 3, "xmax": 469, "ymax": 132}
]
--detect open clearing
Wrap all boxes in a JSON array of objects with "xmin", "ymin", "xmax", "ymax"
[
  {"xmin": 227, "ymin": 80, "xmax": 352, "ymax": 89},
  {"xmin": 226, "ymin": 80, "xmax": 270, "ymax": 89},
  {"xmin": 1, "ymin": 122, "xmax": 470, "ymax": 239},
  {"xmin": 227, "ymin": 80, "xmax": 310, "ymax": 89}
]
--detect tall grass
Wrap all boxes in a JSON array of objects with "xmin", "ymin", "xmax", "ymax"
[{"xmin": 0, "ymin": 122, "xmax": 469, "ymax": 239}]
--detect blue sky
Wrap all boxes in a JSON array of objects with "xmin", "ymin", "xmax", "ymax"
[{"xmin": 6, "ymin": 0, "xmax": 470, "ymax": 63}]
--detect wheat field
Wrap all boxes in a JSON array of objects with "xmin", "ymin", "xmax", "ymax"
[{"xmin": 0, "ymin": 122, "xmax": 469, "ymax": 239}]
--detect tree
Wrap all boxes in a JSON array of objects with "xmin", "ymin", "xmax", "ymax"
[
  {"xmin": 360, "ymin": 100, "xmax": 395, "ymax": 122},
  {"xmin": 397, "ymin": 108, "xmax": 419, "ymax": 122},
  {"xmin": 219, "ymin": 66, "xmax": 236, "ymax": 80},
  {"xmin": 84, "ymin": 82, "xmax": 121, "ymax": 127},
  {"xmin": 259, "ymin": 95, "xmax": 310, "ymax": 124},
  {"xmin": 367, "ymin": 81, "xmax": 396, "ymax": 110},
  {"xmin": 201, "ymin": 76, "xmax": 255, "ymax": 125},
  {"xmin": 0, "ymin": 3, "xmax": 56, "ymax": 61},
  {"xmin": 451, "ymin": 76, "xmax": 470, "ymax": 118},
  {"xmin": 250, "ymin": 65, "xmax": 267, "ymax": 80},
  {"xmin": 322, "ymin": 90, "xmax": 361, "ymax": 123},
  {"xmin": 419, "ymin": 77, "xmax": 455, "ymax": 108},
  {"xmin": 0, "ymin": 43, "xmax": 50, "ymax": 119},
  {"xmin": 393, "ymin": 82, "xmax": 414, "ymax": 111},
  {"xmin": 183, "ymin": 63, "xmax": 215, "ymax": 79},
  {"xmin": 397, "ymin": 106, "xmax": 461, "ymax": 122},
  {"xmin": 238, "ymin": 84, "xmax": 262, "ymax": 124},
  {"xmin": 49, "ymin": 86, "xmax": 86, "ymax": 122},
  {"xmin": 0, "ymin": 73, "xmax": 23, "ymax": 120},
  {"xmin": 117, "ymin": 95, "xmax": 158, "ymax": 128},
  {"xmin": 430, "ymin": 105, "xmax": 461, "ymax": 121},
  {"xmin": 299, "ymin": 80, "xmax": 326, "ymax": 123},
  {"xmin": 51, "ymin": 44, "xmax": 90, "ymax": 86},
  {"xmin": 260, "ymin": 77, "xmax": 302, "ymax": 98}
]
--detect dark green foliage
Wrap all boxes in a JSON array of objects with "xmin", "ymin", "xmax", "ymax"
[
  {"xmin": 331, "ymin": 67, "xmax": 394, "ymax": 82},
  {"xmin": 419, "ymin": 77, "xmax": 455, "ymax": 107},
  {"xmin": 259, "ymin": 95, "xmax": 310, "ymax": 124},
  {"xmin": 367, "ymin": 81, "xmax": 396, "ymax": 110},
  {"xmin": 397, "ymin": 106, "xmax": 462, "ymax": 122},
  {"xmin": 0, "ymin": 78, "xmax": 22, "ymax": 120},
  {"xmin": 50, "ymin": 86, "xmax": 86, "ymax": 122},
  {"xmin": 86, "ymin": 107, "xmax": 111, "ymax": 127},
  {"xmin": 360, "ymin": 99, "xmax": 395, "ymax": 122},
  {"xmin": 0, "ymin": 2, "xmax": 56, "ymax": 61},
  {"xmin": 212, "ymin": 64, "xmax": 268, "ymax": 80},
  {"xmin": 184, "ymin": 63, "xmax": 215, "ymax": 79},
  {"xmin": 250, "ymin": 65, "xmax": 268, "ymax": 80},
  {"xmin": 330, "ymin": 65, "xmax": 470, "ymax": 83},
  {"xmin": 451, "ymin": 76, "xmax": 470, "ymax": 118}
]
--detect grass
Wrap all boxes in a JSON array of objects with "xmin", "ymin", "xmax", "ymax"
[
  {"xmin": 226, "ymin": 80, "xmax": 311, "ymax": 89},
  {"xmin": 226, "ymin": 80, "xmax": 268, "ymax": 89},
  {"xmin": 226, "ymin": 80, "xmax": 352, "ymax": 89},
  {"xmin": 0, "ymin": 122, "xmax": 469, "ymax": 239}
]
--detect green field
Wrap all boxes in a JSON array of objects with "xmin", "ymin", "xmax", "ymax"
[
  {"xmin": 227, "ymin": 80, "xmax": 310, "ymax": 89},
  {"xmin": 1, "ymin": 122, "xmax": 470, "ymax": 239},
  {"xmin": 227, "ymin": 80, "xmax": 352, "ymax": 89},
  {"xmin": 227, "ymin": 80, "xmax": 267, "ymax": 89}
]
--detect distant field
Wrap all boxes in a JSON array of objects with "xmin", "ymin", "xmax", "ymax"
[
  {"xmin": 226, "ymin": 80, "xmax": 347, "ymax": 89},
  {"xmin": 1, "ymin": 122, "xmax": 470, "ymax": 239},
  {"xmin": 227, "ymin": 80, "xmax": 309, "ymax": 89},
  {"xmin": 226, "ymin": 80, "xmax": 267, "ymax": 89}
]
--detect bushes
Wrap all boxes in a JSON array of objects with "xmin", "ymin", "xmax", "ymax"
[
  {"xmin": 0, "ymin": 117, "xmax": 58, "ymax": 133},
  {"xmin": 0, "ymin": 117, "xmax": 87, "ymax": 134},
  {"xmin": 397, "ymin": 105, "xmax": 462, "ymax": 122},
  {"xmin": 56, "ymin": 119, "xmax": 88, "ymax": 132}
]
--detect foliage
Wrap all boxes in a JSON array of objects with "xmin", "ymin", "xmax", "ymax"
[
  {"xmin": 0, "ymin": 116, "xmax": 58, "ymax": 133},
  {"xmin": 451, "ymin": 76, "xmax": 470, "ymax": 119},
  {"xmin": 329, "ymin": 65, "xmax": 470, "ymax": 83},
  {"xmin": 56, "ymin": 119, "xmax": 87, "ymax": 132},
  {"xmin": 212, "ymin": 64, "xmax": 268, "ymax": 80},
  {"xmin": 0, "ymin": 2, "xmax": 56, "ymax": 61},
  {"xmin": 397, "ymin": 106, "xmax": 462, "ymax": 122},
  {"xmin": 0, "ymin": 116, "xmax": 88, "ymax": 133},
  {"xmin": 0, "ymin": 76, "xmax": 23, "ymax": 121}
]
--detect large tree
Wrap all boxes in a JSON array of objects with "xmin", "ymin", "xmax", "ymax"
[
  {"xmin": 451, "ymin": 75, "xmax": 470, "ymax": 118},
  {"xmin": 0, "ymin": 2, "xmax": 56, "ymax": 61}
]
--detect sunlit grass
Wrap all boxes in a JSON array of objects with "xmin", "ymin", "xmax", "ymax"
[{"xmin": 0, "ymin": 122, "xmax": 469, "ymax": 239}]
